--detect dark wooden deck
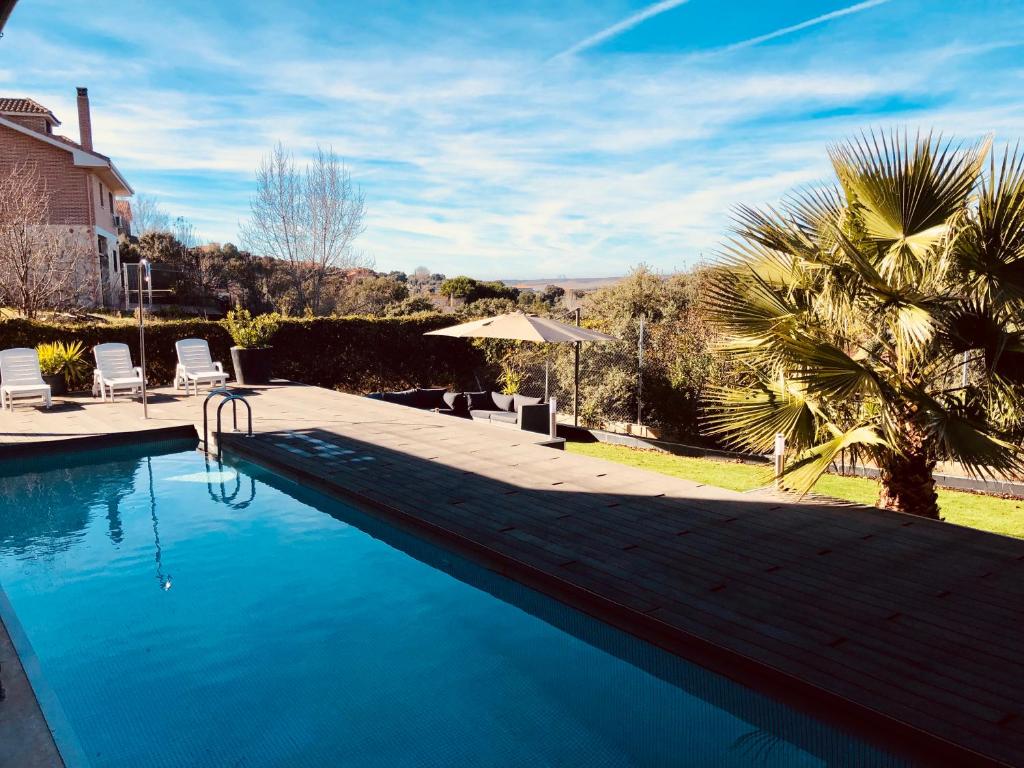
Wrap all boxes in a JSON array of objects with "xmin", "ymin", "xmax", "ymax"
[{"xmin": 217, "ymin": 389, "xmax": 1024, "ymax": 767}]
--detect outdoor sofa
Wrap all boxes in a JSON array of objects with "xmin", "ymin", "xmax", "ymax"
[{"xmin": 366, "ymin": 387, "xmax": 550, "ymax": 435}]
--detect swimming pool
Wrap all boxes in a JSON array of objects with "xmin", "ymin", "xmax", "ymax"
[{"xmin": 0, "ymin": 440, "xmax": 905, "ymax": 767}]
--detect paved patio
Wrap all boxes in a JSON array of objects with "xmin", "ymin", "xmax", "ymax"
[
  {"xmin": 0, "ymin": 610, "xmax": 63, "ymax": 767},
  {"xmin": 2, "ymin": 381, "xmax": 1023, "ymax": 766}
]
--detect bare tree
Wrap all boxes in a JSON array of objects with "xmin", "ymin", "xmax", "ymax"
[
  {"xmin": 240, "ymin": 142, "xmax": 368, "ymax": 315},
  {"xmin": 172, "ymin": 216, "xmax": 200, "ymax": 250},
  {"xmin": 129, "ymin": 193, "xmax": 171, "ymax": 235},
  {"xmin": 240, "ymin": 143, "xmax": 307, "ymax": 309},
  {"xmin": 0, "ymin": 163, "xmax": 93, "ymax": 317},
  {"xmin": 305, "ymin": 146, "xmax": 367, "ymax": 313}
]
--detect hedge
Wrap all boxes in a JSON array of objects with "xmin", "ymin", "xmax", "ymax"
[{"xmin": 0, "ymin": 314, "xmax": 487, "ymax": 393}]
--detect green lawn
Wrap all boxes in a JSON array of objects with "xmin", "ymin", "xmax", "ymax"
[{"xmin": 566, "ymin": 442, "xmax": 1024, "ymax": 539}]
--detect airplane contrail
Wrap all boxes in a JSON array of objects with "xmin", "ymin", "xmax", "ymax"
[
  {"xmin": 712, "ymin": 0, "xmax": 892, "ymax": 55},
  {"xmin": 553, "ymin": 0, "xmax": 694, "ymax": 60}
]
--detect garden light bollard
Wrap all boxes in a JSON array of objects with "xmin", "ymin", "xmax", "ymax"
[
  {"xmin": 774, "ymin": 433, "xmax": 786, "ymax": 490},
  {"xmin": 549, "ymin": 397, "xmax": 558, "ymax": 440}
]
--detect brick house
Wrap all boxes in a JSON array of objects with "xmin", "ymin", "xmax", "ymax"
[{"xmin": 0, "ymin": 87, "xmax": 133, "ymax": 307}]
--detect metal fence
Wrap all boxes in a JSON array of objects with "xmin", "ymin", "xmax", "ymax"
[
  {"xmin": 515, "ymin": 314, "xmax": 651, "ymax": 436},
  {"xmin": 121, "ymin": 262, "xmax": 226, "ymax": 317}
]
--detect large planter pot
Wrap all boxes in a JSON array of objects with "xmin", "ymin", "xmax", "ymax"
[
  {"xmin": 230, "ymin": 346, "xmax": 273, "ymax": 385},
  {"xmin": 42, "ymin": 373, "xmax": 67, "ymax": 396}
]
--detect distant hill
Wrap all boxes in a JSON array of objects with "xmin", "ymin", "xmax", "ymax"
[{"xmin": 500, "ymin": 276, "xmax": 624, "ymax": 292}]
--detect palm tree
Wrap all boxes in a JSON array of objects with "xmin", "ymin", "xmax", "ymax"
[{"xmin": 705, "ymin": 131, "xmax": 1024, "ymax": 519}]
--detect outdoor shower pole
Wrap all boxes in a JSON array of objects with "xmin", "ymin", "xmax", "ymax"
[
  {"xmin": 138, "ymin": 258, "xmax": 151, "ymax": 419},
  {"xmin": 573, "ymin": 307, "xmax": 581, "ymax": 427}
]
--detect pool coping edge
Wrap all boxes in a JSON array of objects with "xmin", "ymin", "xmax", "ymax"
[
  {"xmin": 0, "ymin": 583, "xmax": 90, "ymax": 768},
  {"xmin": 0, "ymin": 424, "xmax": 199, "ymax": 461}
]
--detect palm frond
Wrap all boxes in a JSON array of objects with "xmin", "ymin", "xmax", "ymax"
[
  {"xmin": 955, "ymin": 142, "xmax": 1024, "ymax": 308},
  {"xmin": 782, "ymin": 425, "xmax": 888, "ymax": 496},
  {"xmin": 893, "ymin": 301, "xmax": 936, "ymax": 355},
  {"xmin": 787, "ymin": 339, "xmax": 883, "ymax": 402},
  {"xmin": 829, "ymin": 130, "xmax": 988, "ymax": 280},
  {"xmin": 704, "ymin": 251, "xmax": 802, "ymax": 348},
  {"xmin": 731, "ymin": 204, "xmax": 814, "ymax": 256},
  {"xmin": 922, "ymin": 403, "xmax": 1023, "ymax": 478},
  {"xmin": 705, "ymin": 375, "xmax": 822, "ymax": 454}
]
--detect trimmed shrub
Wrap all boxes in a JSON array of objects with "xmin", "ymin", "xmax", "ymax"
[
  {"xmin": 267, "ymin": 316, "xmax": 484, "ymax": 392},
  {"xmin": 0, "ymin": 314, "xmax": 484, "ymax": 392}
]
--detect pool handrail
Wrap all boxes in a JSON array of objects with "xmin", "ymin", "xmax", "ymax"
[{"xmin": 203, "ymin": 388, "xmax": 253, "ymax": 453}]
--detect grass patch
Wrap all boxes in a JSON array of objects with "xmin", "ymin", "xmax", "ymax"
[{"xmin": 566, "ymin": 442, "xmax": 1024, "ymax": 539}]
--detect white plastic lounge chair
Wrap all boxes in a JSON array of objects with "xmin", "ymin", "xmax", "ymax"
[
  {"xmin": 0, "ymin": 348, "xmax": 52, "ymax": 411},
  {"xmin": 174, "ymin": 338, "xmax": 227, "ymax": 395},
  {"xmin": 93, "ymin": 343, "xmax": 144, "ymax": 402}
]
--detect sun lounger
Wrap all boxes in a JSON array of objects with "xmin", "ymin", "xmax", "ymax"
[
  {"xmin": 174, "ymin": 338, "xmax": 227, "ymax": 395},
  {"xmin": 0, "ymin": 347, "xmax": 52, "ymax": 411},
  {"xmin": 93, "ymin": 342, "xmax": 144, "ymax": 402}
]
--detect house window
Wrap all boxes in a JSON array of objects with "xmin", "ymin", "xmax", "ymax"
[
  {"xmin": 99, "ymin": 180, "xmax": 104, "ymax": 207},
  {"xmin": 109, "ymin": 192, "xmax": 113, "ymax": 210}
]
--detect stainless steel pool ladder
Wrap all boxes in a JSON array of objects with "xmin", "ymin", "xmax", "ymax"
[{"xmin": 202, "ymin": 388, "xmax": 253, "ymax": 454}]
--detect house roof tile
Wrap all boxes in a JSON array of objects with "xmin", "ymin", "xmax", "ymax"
[{"xmin": 0, "ymin": 97, "xmax": 60, "ymax": 124}]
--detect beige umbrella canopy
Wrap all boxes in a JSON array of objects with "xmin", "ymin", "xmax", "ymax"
[
  {"xmin": 425, "ymin": 311, "xmax": 619, "ymax": 424},
  {"xmin": 424, "ymin": 311, "xmax": 618, "ymax": 343}
]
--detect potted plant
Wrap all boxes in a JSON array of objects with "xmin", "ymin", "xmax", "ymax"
[
  {"xmin": 36, "ymin": 341, "xmax": 88, "ymax": 396},
  {"xmin": 223, "ymin": 309, "xmax": 280, "ymax": 385}
]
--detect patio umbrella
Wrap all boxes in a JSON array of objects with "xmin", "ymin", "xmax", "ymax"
[{"xmin": 424, "ymin": 310, "xmax": 618, "ymax": 425}]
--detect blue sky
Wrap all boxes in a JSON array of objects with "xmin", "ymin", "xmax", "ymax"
[{"xmin": 3, "ymin": 0, "xmax": 1024, "ymax": 278}]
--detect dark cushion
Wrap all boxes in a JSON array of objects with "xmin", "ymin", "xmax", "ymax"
[
  {"xmin": 464, "ymin": 391, "xmax": 495, "ymax": 411},
  {"xmin": 365, "ymin": 392, "xmax": 384, "ymax": 400},
  {"xmin": 442, "ymin": 392, "xmax": 467, "ymax": 412},
  {"xmin": 416, "ymin": 387, "xmax": 448, "ymax": 410},
  {"xmin": 513, "ymin": 393, "xmax": 542, "ymax": 413},
  {"xmin": 519, "ymin": 403, "xmax": 551, "ymax": 434},
  {"xmin": 491, "ymin": 392, "xmax": 515, "ymax": 412},
  {"xmin": 380, "ymin": 388, "xmax": 417, "ymax": 407}
]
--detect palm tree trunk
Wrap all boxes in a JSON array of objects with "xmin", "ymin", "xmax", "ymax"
[{"xmin": 876, "ymin": 433, "xmax": 940, "ymax": 519}]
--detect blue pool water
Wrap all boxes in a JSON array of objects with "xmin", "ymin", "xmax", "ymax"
[{"xmin": 0, "ymin": 441, "xmax": 905, "ymax": 767}]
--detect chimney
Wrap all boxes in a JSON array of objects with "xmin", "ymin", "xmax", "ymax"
[{"xmin": 76, "ymin": 87, "xmax": 93, "ymax": 151}]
